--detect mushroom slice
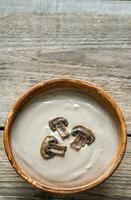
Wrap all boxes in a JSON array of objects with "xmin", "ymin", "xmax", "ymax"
[
  {"xmin": 70, "ymin": 125, "xmax": 95, "ymax": 150},
  {"xmin": 40, "ymin": 136, "xmax": 67, "ymax": 159},
  {"xmin": 48, "ymin": 117, "xmax": 70, "ymax": 139}
]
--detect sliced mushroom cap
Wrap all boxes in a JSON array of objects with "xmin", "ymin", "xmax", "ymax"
[
  {"xmin": 43, "ymin": 135, "xmax": 58, "ymax": 145},
  {"xmin": 70, "ymin": 125, "xmax": 95, "ymax": 150},
  {"xmin": 49, "ymin": 117, "xmax": 68, "ymax": 130},
  {"xmin": 48, "ymin": 117, "xmax": 70, "ymax": 139},
  {"xmin": 40, "ymin": 136, "xmax": 67, "ymax": 159}
]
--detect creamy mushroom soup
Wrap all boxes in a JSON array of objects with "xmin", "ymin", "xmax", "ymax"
[{"xmin": 11, "ymin": 89, "xmax": 119, "ymax": 188}]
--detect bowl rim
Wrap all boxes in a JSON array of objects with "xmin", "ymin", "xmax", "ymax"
[{"xmin": 3, "ymin": 78, "xmax": 127, "ymax": 194}]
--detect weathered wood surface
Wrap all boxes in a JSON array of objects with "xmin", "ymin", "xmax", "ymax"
[
  {"xmin": 0, "ymin": 133, "xmax": 131, "ymax": 200},
  {"xmin": 0, "ymin": 1, "xmax": 131, "ymax": 133},
  {"xmin": 0, "ymin": 0, "xmax": 131, "ymax": 199}
]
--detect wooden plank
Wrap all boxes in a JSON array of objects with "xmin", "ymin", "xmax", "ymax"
[
  {"xmin": 1, "ymin": 0, "xmax": 131, "ymax": 14},
  {"xmin": 0, "ymin": 1, "xmax": 131, "ymax": 199},
  {"xmin": 1, "ymin": 65, "xmax": 131, "ymax": 133},
  {"xmin": 0, "ymin": 132, "xmax": 131, "ymax": 199},
  {"xmin": 0, "ymin": 12, "xmax": 131, "ymax": 132}
]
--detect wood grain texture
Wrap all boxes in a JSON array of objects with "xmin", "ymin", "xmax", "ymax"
[
  {"xmin": 0, "ymin": 132, "xmax": 131, "ymax": 199},
  {"xmin": 0, "ymin": 1, "xmax": 131, "ymax": 198},
  {"xmin": 1, "ymin": 0, "xmax": 131, "ymax": 14},
  {"xmin": 0, "ymin": 11, "xmax": 131, "ymax": 132}
]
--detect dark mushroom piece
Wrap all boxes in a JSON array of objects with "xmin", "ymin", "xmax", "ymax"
[
  {"xmin": 70, "ymin": 125, "xmax": 95, "ymax": 150},
  {"xmin": 48, "ymin": 117, "xmax": 70, "ymax": 139},
  {"xmin": 40, "ymin": 136, "xmax": 67, "ymax": 159}
]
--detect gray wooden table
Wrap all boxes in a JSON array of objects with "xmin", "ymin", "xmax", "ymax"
[{"xmin": 0, "ymin": 1, "xmax": 131, "ymax": 199}]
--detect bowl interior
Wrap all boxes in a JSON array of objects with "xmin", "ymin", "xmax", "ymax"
[{"xmin": 4, "ymin": 79, "xmax": 126, "ymax": 193}]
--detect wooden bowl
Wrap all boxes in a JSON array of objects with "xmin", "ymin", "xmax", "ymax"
[{"xmin": 3, "ymin": 78, "xmax": 127, "ymax": 194}]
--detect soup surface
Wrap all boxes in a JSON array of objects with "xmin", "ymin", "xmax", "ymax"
[{"xmin": 11, "ymin": 89, "xmax": 118, "ymax": 188}]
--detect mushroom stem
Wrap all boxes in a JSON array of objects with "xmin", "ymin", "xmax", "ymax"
[
  {"xmin": 70, "ymin": 134, "xmax": 87, "ymax": 150},
  {"xmin": 70, "ymin": 125, "xmax": 95, "ymax": 150},
  {"xmin": 56, "ymin": 123, "xmax": 70, "ymax": 139},
  {"xmin": 49, "ymin": 144, "xmax": 67, "ymax": 156}
]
